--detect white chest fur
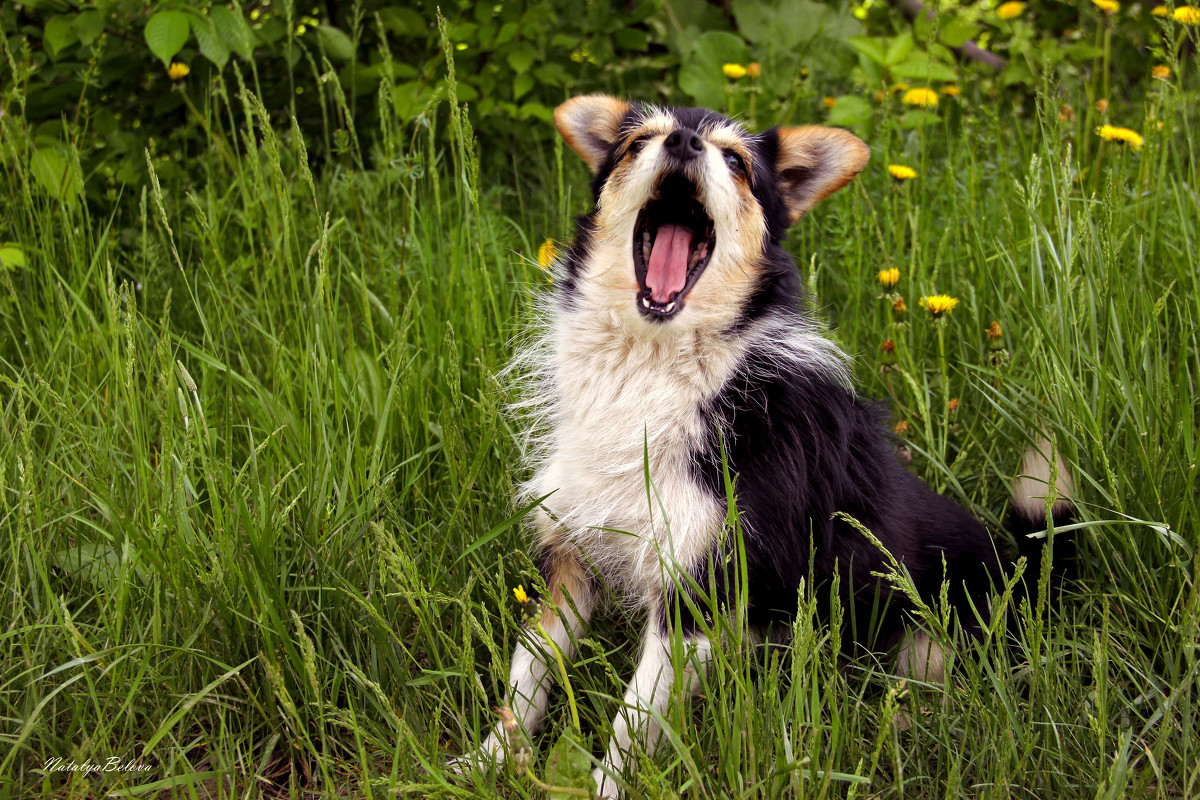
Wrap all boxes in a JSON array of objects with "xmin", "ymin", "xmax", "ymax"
[{"xmin": 523, "ymin": 305, "xmax": 746, "ymax": 604}]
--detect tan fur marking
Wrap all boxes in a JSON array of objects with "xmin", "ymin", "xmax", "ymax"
[
  {"xmin": 555, "ymin": 95, "xmax": 633, "ymax": 173},
  {"xmin": 776, "ymin": 126, "xmax": 870, "ymax": 222}
]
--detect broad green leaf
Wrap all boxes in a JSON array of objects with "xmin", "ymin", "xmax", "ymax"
[
  {"xmin": 732, "ymin": 0, "xmax": 778, "ymax": 44},
  {"xmin": 144, "ymin": 11, "xmax": 190, "ymax": 67},
  {"xmin": 317, "ymin": 25, "xmax": 355, "ymax": 61},
  {"xmin": 847, "ymin": 35, "xmax": 886, "ymax": 66},
  {"xmin": 891, "ymin": 52, "xmax": 957, "ymax": 82},
  {"xmin": 506, "ymin": 44, "xmax": 536, "ymax": 74},
  {"xmin": 44, "ymin": 15, "xmax": 78, "ymax": 58},
  {"xmin": 0, "ymin": 244, "xmax": 26, "ymax": 270},
  {"xmin": 678, "ymin": 31, "xmax": 750, "ymax": 108},
  {"xmin": 885, "ymin": 32, "xmax": 914, "ymax": 67},
  {"xmin": 190, "ymin": 14, "xmax": 230, "ymax": 69},
  {"xmin": 73, "ymin": 10, "xmax": 105, "ymax": 46},
  {"xmin": 211, "ymin": 6, "xmax": 253, "ymax": 60},
  {"xmin": 826, "ymin": 95, "xmax": 872, "ymax": 128},
  {"xmin": 517, "ymin": 102, "xmax": 553, "ymax": 122},
  {"xmin": 898, "ymin": 109, "xmax": 941, "ymax": 128},
  {"xmin": 544, "ymin": 733, "xmax": 591, "ymax": 800},
  {"xmin": 393, "ymin": 81, "xmax": 436, "ymax": 122},
  {"xmin": 377, "ymin": 6, "xmax": 426, "ymax": 37},
  {"xmin": 939, "ymin": 17, "xmax": 979, "ymax": 49},
  {"xmin": 614, "ymin": 29, "xmax": 648, "ymax": 51},
  {"xmin": 513, "ymin": 71, "xmax": 534, "ymax": 99},
  {"xmin": 31, "ymin": 147, "xmax": 83, "ymax": 202}
]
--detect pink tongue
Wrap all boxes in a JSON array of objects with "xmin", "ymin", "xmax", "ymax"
[{"xmin": 645, "ymin": 224, "xmax": 694, "ymax": 303}]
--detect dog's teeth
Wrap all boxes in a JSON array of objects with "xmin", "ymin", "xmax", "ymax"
[
  {"xmin": 641, "ymin": 296, "xmax": 651, "ymax": 309},
  {"xmin": 664, "ymin": 301, "xmax": 676, "ymax": 313}
]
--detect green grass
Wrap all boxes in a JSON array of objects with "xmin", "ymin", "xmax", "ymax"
[{"xmin": 2, "ymin": 50, "xmax": 1199, "ymax": 799}]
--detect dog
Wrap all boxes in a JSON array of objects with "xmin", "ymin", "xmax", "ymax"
[{"xmin": 453, "ymin": 95, "xmax": 1075, "ymax": 798}]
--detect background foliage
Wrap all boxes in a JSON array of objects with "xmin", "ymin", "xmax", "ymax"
[{"xmin": 2, "ymin": 0, "xmax": 1199, "ymax": 798}]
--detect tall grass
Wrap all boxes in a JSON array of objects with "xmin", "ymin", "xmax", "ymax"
[{"xmin": 1, "ymin": 32, "xmax": 1198, "ymax": 800}]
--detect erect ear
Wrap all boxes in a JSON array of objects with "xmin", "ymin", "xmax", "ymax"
[
  {"xmin": 773, "ymin": 126, "xmax": 870, "ymax": 224},
  {"xmin": 554, "ymin": 94, "xmax": 633, "ymax": 173}
]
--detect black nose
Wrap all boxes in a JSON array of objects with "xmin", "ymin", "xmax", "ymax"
[{"xmin": 663, "ymin": 128, "xmax": 704, "ymax": 161}]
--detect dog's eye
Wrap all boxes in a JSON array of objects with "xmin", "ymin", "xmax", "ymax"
[
  {"xmin": 628, "ymin": 136, "xmax": 649, "ymax": 156},
  {"xmin": 724, "ymin": 150, "xmax": 746, "ymax": 174}
]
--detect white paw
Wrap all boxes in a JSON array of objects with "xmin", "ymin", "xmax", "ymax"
[
  {"xmin": 447, "ymin": 734, "xmax": 505, "ymax": 776},
  {"xmin": 592, "ymin": 766, "xmax": 621, "ymax": 799}
]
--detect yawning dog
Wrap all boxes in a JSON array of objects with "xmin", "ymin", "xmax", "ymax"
[{"xmin": 454, "ymin": 95, "xmax": 1074, "ymax": 798}]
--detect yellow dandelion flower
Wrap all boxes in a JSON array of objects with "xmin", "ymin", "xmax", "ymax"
[
  {"xmin": 888, "ymin": 164, "xmax": 918, "ymax": 181},
  {"xmin": 919, "ymin": 294, "xmax": 959, "ymax": 316},
  {"xmin": 890, "ymin": 82, "xmax": 910, "ymax": 94},
  {"xmin": 747, "ymin": 62, "xmax": 761, "ymax": 78},
  {"xmin": 1095, "ymin": 98, "xmax": 1109, "ymax": 113},
  {"xmin": 997, "ymin": 1, "xmax": 1026, "ymax": 19},
  {"xmin": 537, "ymin": 238, "xmax": 557, "ymax": 271},
  {"xmin": 1092, "ymin": 0, "xmax": 1120, "ymax": 14},
  {"xmin": 986, "ymin": 321, "xmax": 1003, "ymax": 339},
  {"xmin": 513, "ymin": 585, "xmax": 529, "ymax": 604},
  {"xmin": 1096, "ymin": 124, "xmax": 1143, "ymax": 151},
  {"xmin": 941, "ymin": 85, "xmax": 961, "ymax": 97},
  {"xmin": 723, "ymin": 63, "xmax": 747, "ymax": 79},
  {"xmin": 948, "ymin": 397, "xmax": 960, "ymax": 413},
  {"xmin": 1174, "ymin": 6, "xmax": 1200, "ymax": 23},
  {"xmin": 893, "ymin": 297, "xmax": 907, "ymax": 314},
  {"xmin": 894, "ymin": 419, "xmax": 909, "ymax": 435},
  {"xmin": 1153, "ymin": 64, "xmax": 1171, "ymax": 79},
  {"xmin": 878, "ymin": 268, "xmax": 900, "ymax": 289},
  {"xmin": 823, "ymin": 96, "xmax": 838, "ymax": 109},
  {"xmin": 902, "ymin": 87, "xmax": 939, "ymax": 108},
  {"xmin": 168, "ymin": 62, "xmax": 190, "ymax": 80},
  {"xmin": 1151, "ymin": 5, "xmax": 1170, "ymax": 15}
]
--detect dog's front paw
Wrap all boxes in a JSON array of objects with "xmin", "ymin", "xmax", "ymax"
[{"xmin": 447, "ymin": 733, "xmax": 506, "ymax": 776}]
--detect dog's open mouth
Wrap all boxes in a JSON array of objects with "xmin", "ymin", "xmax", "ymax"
[{"xmin": 633, "ymin": 175, "xmax": 715, "ymax": 320}]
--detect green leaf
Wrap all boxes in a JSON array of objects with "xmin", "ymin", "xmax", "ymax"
[
  {"xmin": 144, "ymin": 11, "xmax": 190, "ymax": 67},
  {"xmin": 211, "ymin": 6, "xmax": 253, "ymax": 61},
  {"xmin": 317, "ymin": 25, "xmax": 355, "ymax": 61},
  {"xmin": 544, "ymin": 733, "xmax": 592, "ymax": 800},
  {"xmin": 678, "ymin": 31, "xmax": 750, "ymax": 108},
  {"xmin": 377, "ymin": 7, "xmax": 426, "ymax": 37},
  {"xmin": 44, "ymin": 15, "xmax": 78, "ymax": 58},
  {"xmin": 847, "ymin": 35, "xmax": 886, "ymax": 66},
  {"xmin": 890, "ymin": 51, "xmax": 957, "ymax": 82},
  {"xmin": 506, "ymin": 44, "xmax": 536, "ymax": 74},
  {"xmin": 732, "ymin": 0, "xmax": 778, "ymax": 44},
  {"xmin": 189, "ymin": 14, "xmax": 230, "ymax": 69},
  {"xmin": 898, "ymin": 109, "xmax": 941, "ymax": 128},
  {"xmin": 826, "ymin": 95, "xmax": 872, "ymax": 128},
  {"xmin": 518, "ymin": 101, "xmax": 553, "ymax": 122},
  {"xmin": 31, "ymin": 147, "xmax": 83, "ymax": 203},
  {"xmin": 512, "ymin": 71, "xmax": 534, "ymax": 99},
  {"xmin": 0, "ymin": 244, "xmax": 26, "ymax": 270},
  {"xmin": 938, "ymin": 17, "xmax": 979, "ymax": 49},
  {"xmin": 614, "ymin": 29, "xmax": 648, "ymax": 51},
  {"xmin": 393, "ymin": 81, "xmax": 433, "ymax": 121},
  {"xmin": 885, "ymin": 32, "xmax": 914, "ymax": 67},
  {"xmin": 73, "ymin": 10, "xmax": 105, "ymax": 46},
  {"xmin": 734, "ymin": 0, "xmax": 855, "ymax": 49}
]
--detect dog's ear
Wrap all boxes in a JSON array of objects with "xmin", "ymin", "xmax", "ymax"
[
  {"xmin": 555, "ymin": 95, "xmax": 632, "ymax": 173},
  {"xmin": 773, "ymin": 126, "xmax": 870, "ymax": 224}
]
